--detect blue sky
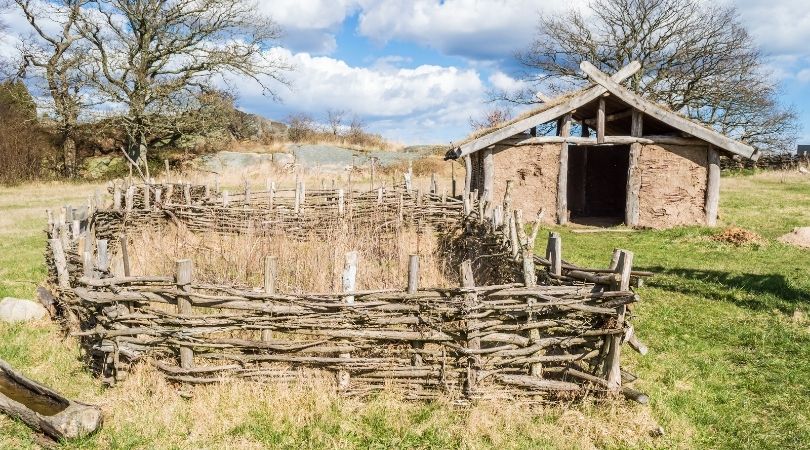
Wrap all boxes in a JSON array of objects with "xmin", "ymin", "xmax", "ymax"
[{"xmin": 2, "ymin": 0, "xmax": 809, "ymax": 146}]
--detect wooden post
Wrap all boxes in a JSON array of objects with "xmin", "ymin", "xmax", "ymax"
[
  {"xmin": 268, "ymin": 181, "xmax": 275, "ymax": 210},
  {"xmin": 142, "ymin": 184, "xmax": 151, "ymax": 210},
  {"xmin": 706, "ymin": 145, "xmax": 720, "ymax": 226},
  {"xmin": 71, "ymin": 220, "xmax": 81, "ymax": 241},
  {"xmin": 49, "ymin": 239, "xmax": 70, "ymax": 289},
  {"xmin": 154, "ymin": 187, "xmax": 162, "ymax": 205},
  {"xmin": 222, "ymin": 190, "xmax": 230, "ymax": 207},
  {"xmin": 463, "ymin": 155, "xmax": 472, "ymax": 195},
  {"xmin": 338, "ymin": 251, "xmax": 358, "ymax": 389},
  {"xmin": 606, "ymin": 250, "xmax": 633, "ymax": 391},
  {"xmin": 482, "ymin": 147, "xmax": 494, "ymax": 202},
  {"xmin": 626, "ymin": 109, "xmax": 643, "ymax": 226},
  {"xmin": 96, "ymin": 239, "xmax": 109, "ymax": 272},
  {"xmin": 164, "ymin": 159, "xmax": 170, "ymax": 183},
  {"xmin": 113, "ymin": 186, "xmax": 122, "ymax": 210},
  {"xmin": 460, "ymin": 260, "xmax": 479, "ymax": 398},
  {"xmin": 522, "ymin": 248, "xmax": 543, "ymax": 376},
  {"xmin": 244, "ymin": 180, "xmax": 251, "ymax": 203},
  {"xmin": 407, "ymin": 255, "xmax": 423, "ymax": 366},
  {"xmin": 597, "ymin": 97, "xmax": 606, "ymax": 144},
  {"xmin": 451, "ymin": 161, "xmax": 457, "ymax": 197},
  {"xmin": 124, "ymin": 186, "xmax": 134, "ymax": 212},
  {"xmin": 546, "ymin": 232, "xmax": 562, "ymax": 276},
  {"xmin": 261, "ymin": 256, "xmax": 277, "ymax": 342},
  {"xmin": 175, "ymin": 259, "xmax": 194, "ymax": 369},
  {"xmin": 557, "ymin": 113, "xmax": 572, "ymax": 224},
  {"xmin": 183, "ymin": 183, "xmax": 191, "ymax": 205},
  {"xmin": 337, "ymin": 189, "xmax": 345, "ymax": 216},
  {"xmin": 377, "ymin": 187, "xmax": 383, "ymax": 205},
  {"xmin": 294, "ymin": 181, "xmax": 301, "ymax": 214}
]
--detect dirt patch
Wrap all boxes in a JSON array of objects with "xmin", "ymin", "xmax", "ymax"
[
  {"xmin": 778, "ymin": 227, "xmax": 810, "ymax": 249},
  {"xmin": 712, "ymin": 227, "xmax": 764, "ymax": 246}
]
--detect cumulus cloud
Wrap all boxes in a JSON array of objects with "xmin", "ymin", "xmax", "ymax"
[
  {"xmin": 356, "ymin": 0, "xmax": 579, "ymax": 61},
  {"xmin": 258, "ymin": 0, "xmax": 358, "ymax": 54},
  {"xmin": 231, "ymin": 48, "xmax": 487, "ymax": 143},
  {"xmin": 733, "ymin": 0, "xmax": 810, "ymax": 58}
]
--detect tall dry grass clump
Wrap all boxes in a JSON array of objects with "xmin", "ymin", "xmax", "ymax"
[{"xmin": 124, "ymin": 221, "xmax": 455, "ymax": 292}]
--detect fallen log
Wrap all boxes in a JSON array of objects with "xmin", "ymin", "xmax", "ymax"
[{"xmin": 0, "ymin": 358, "xmax": 102, "ymax": 441}]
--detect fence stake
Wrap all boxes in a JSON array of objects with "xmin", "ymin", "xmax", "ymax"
[
  {"xmin": 338, "ymin": 251, "xmax": 358, "ymax": 390},
  {"xmin": 183, "ymin": 183, "xmax": 191, "ymax": 205},
  {"xmin": 96, "ymin": 239, "xmax": 109, "ymax": 272},
  {"xmin": 261, "ymin": 256, "xmax": 277, "ymax": 342},
  {"xmin": 337, "ymin": 189, "xmax": 345, "ymax": 216},
  {"xmin": 113, "ymin": 187, "xmax": 122, "ymax": 210},
  {"xmin": 223, "ymin": 190, "xmax": 230, "ymax": 207},
  {"xmin": 175, "ymin": 259, "xmax": 194, "ymax": 369},
  {"xmin": 49, "ymin": 239, "xmax": 70, "ymax": 289},
  {"xmin": 547, "ymin": 232, "xmax": 562, "ymax": 276},
  {"xmin": 606, "ymin": 250, "xmax": 633, "ymax": 391},
  {"xmin": 407, "ymin": 255, "xmax": 423, "ymax": 366},
  {"xmin": 460, "ymin": 260, "xmax": 479, "ymax": 398}
]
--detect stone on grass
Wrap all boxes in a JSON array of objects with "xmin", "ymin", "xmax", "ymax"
[{"xmin": 0, "ymin": 298, "xmax": 48, "ymax": 322}]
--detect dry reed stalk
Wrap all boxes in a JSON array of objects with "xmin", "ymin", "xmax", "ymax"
[{"xmin": 124, "ymin": 221, "xmax": 455, "ymax": 292}]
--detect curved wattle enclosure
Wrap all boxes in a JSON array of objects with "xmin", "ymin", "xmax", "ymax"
[{"xmin": 44, "ymin": 180, "xmax": 649, "ymax": 403}]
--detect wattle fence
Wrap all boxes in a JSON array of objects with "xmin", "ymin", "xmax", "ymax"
[{"xmin": 44, "ymin": 181, "xmax": 650, "ymax": 404}]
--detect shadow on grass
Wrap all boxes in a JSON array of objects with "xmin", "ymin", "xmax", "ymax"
[{"xmin": 643, "ymin": 266, "xmax": 809, "ymax": 313}]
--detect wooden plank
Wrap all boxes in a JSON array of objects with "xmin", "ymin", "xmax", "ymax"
[
  {"xmin": 706, "ymin": 145, "xmax": 721, "ymax": 226},
  {"xmin": 580, "ymin": 61, "xmax": 758, "ymax": 160},
  {"xmin": 556, "ymin": 114, "xmax": 572, "ymax": 224},
  {"xmin": 450, "ymin": 61, "xmax": 641, "ymax": 159},
  {"xmin": 500, "ymin": 134, "xmax": 705, "ymax": 147}
]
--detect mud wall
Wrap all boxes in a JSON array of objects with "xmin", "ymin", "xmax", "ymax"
[
  {"xmin": 636, "ymin": 143, "xmax": 708, "ymax": 228},
  {"xmin": 490, "ymin": 143, "xmax": 561, "ymax": 222}
]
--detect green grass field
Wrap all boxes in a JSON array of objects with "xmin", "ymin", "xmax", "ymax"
[{"xmin": 0, "ymin": 172, "xmax": 808, "ymax": 449}]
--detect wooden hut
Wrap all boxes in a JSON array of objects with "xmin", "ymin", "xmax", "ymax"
[{"xmin": 445, "ymin": 61, "xmax": 759, "ymax": 228}]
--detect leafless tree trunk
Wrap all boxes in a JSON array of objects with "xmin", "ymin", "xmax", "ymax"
[
  {"xmin": 501, "ymin": 0, "xmax": 798, "ymax": 153},
  {"xmin": 16, "ymin": 0, "xmax": 87, "ymax": 178},
  {"xmin": 77, "ymin": 0, "xmax": 290, "ymax": 172}
]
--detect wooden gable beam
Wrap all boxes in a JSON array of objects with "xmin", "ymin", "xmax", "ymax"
[
  {"xmin": 446, "ymin": 61, "xmax": 642, "ymax": 160},
  {"xmin": 579, "ymin": 61, "xmax": 758, "ymax": 160}
]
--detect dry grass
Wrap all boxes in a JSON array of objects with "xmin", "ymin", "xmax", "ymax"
[{"xmin": 124, "ymin": 222, "xmax": 455, "ymax": 292}]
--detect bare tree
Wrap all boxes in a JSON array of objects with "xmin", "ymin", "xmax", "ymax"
[
  {"xmin": 77, "ymin": 0, "xmax": 290, "ymax": 174},
  {"xmin": 16, "ymin": 0, "xmax": 88, "ymax": 177},
  {"xmin": 469, "ymin": 107, "xmax": 512, "ymax": 131},
  {"xmin": 326, "ymin": 108, "xmax": 345, "ymax": 137},
  {"xmin": 506, "ymin": 0, "xmax": 798, "ymax": 152},
  {"xmin": 286, "ymin": 112, "xmax": 315, "ymax": 142}
]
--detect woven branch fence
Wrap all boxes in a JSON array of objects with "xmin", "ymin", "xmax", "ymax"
[{"xmin": 44, "ymin": 180, "xmax": 650, "ymax": 404}]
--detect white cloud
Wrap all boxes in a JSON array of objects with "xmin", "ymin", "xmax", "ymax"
[
  {"xmin": 488, "ymin": 71, "xmax": 528, "ymax": 92},
  {"xmin": 733, "ymin": 0, "xmax": 810, "ymax": 58},
  {"xmin": 232, "ymin": 48, "xmax": 487, "ymax": 143},
  {"xmin": 356, "ymin": 0, "xmax": 579, "ymax": 60},
  {"xmin": 258, "ymin": 0, "xmax": 358, "ymax": 54}
]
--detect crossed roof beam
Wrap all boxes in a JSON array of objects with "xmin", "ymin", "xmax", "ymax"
[{"xmin": 446, "ymin": 61, "xmax": 758, "ymax": 161}]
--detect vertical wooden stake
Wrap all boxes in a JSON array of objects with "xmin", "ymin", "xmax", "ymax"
[
  {"xmin": 407, "ymin": 255, "xmax": 423, "ymax": 366},
  {"xmin": 337, "ymin": 189, "xmax": 345, "ymax": 216},
  {"xmin": 183, "ymin": 183, "xmax": 191, "ymax": 205},
  {"xmin": 49, "ymin": 239, "xmax": 70, "ymax": 289},
  {"xmin": 606, "ymin": 250, "xmax": 633, "ymax": 391},
  {"xmin": 175, "ymin": 259, "xmax": 194, "ymax": 369},
  {"xmin": 547, "ymin": 232, "xmax": 562, "ymax": 276},
  {"xmin": 460, "ymin": 260, "xmax": 479, "ymax": 398},
  {"xmin": 142, "ymin": 185, "xmax": 151, "ymax": 210},
  {"xmin": 113, "ymin": 187, "xmax": 122, "ymax": 210},
  {"xmin": 164, "ymin": 159, "xmax": 171, "ymax": 183},
  {"xmin": 706, "ymin": 145, "xmax": 720, "ymax": 226},
  {"xmin": 223, "ymin": 190, "xmax": 230, "ymax": 207},
  {"xmin": 597, "ymin": 97, "xmax": 606, "ymax": 144},
  {"xmin": 96, "ymin": 239, "xmax": 109, "ymax": 272},
  {"xmin": 244, "ymin": 180, "xmax": 251, "ymax": 203},
  {"xmin": 261, "ymin": 256, "xmax": 277, "ymax": 342},
  {"xmin": 338, "ymin": 251, "xmax": 358, "ymax": 390},
  {"xmin": 125, "ymin": 186, "xmax": 134, "ymax": 211},
  {"xmin": 522, "ymin": 248, "xmax": 543, "ymax": 376}
]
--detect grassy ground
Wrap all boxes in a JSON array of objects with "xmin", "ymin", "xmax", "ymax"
[{"xmin": 0, "ymin": 172, "xmax": 808, "ymax": 449}]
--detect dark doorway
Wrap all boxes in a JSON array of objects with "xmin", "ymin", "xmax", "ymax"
[{"xmin": 567, "ymin": 145, "xmax": 629, "ymax": 224}]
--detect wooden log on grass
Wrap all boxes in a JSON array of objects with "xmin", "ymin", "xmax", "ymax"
[{"xmin": 0, "ymin": 358, "xmax": 102, "ymax": 441}]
